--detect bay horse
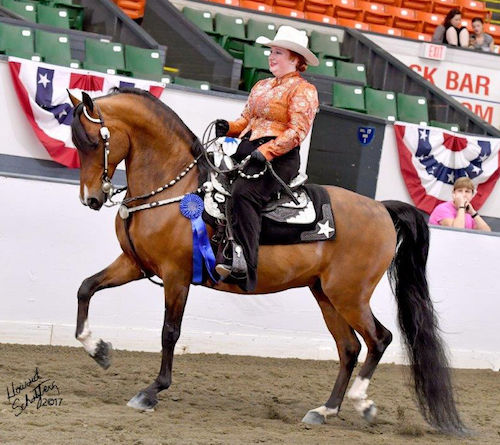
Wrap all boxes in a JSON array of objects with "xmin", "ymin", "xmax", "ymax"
[{"xmin": 69, "ymin": 88, "xmax": 465, "ymax": 435}]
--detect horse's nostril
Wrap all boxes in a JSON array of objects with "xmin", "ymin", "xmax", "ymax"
[{"xmin": 87, "ymin": 197, "xmax": 101, "ymax": 210}]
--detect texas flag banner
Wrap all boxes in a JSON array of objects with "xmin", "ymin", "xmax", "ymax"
[
  {"xmin": 8, "ymin": 57, "xmax": 165, "ymax": 168},
  {"xmin": 394, "ymin": 123, "xmax": 500, "ymax": 213}
]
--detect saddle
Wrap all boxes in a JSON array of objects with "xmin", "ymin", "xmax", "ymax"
[{"xmin": 202, "ymin": 140, "xmax": 336, "ymax": 246}]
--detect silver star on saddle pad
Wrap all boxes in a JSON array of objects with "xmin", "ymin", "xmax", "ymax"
[{"xmin": 317, "ymin": 220, "xmax": 334, "ymax": 238}]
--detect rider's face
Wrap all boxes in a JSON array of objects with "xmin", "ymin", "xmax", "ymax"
[{"xmin": 268, "ymin": 47, "xmax": 297, "ymax": 79}]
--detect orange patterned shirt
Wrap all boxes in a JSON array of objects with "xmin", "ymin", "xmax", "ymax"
[{"xmin": 227, "ymin": 72, "xmax": 319, "ymax": 161}]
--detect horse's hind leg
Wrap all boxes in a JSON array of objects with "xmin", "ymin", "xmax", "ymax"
[
  {"xmin": 337, "ymin": 294, "xmax": 393, "ymax": 422},
  {"xmin": 302, "ymin": 283, "xmax": 361, "ymax": 424},
  {"xmin": 76, "ymin": 253, "xmax": 143, "ymax": 369}
]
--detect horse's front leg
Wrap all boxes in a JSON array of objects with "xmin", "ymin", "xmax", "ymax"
[
  {"xmin": 76, "ymin": 253, "xmax": 143, "ymax": 368},
  {"xmin": 127, "ymin": 277, "xmax": 189, "ymax": 411}
]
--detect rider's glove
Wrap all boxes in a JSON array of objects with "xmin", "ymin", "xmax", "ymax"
[
  {"xmin": 250, "ymin": 149, "xmax": 267, "ymax": 164},
  {"xmin": 215, "ymin": 119, "xmax": 229, "ymax": 138}
]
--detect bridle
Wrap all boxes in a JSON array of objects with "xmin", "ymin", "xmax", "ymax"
[
  {"xmin": 81, "ymin": 102, "xmax": 127, "ymax": 206},
  {"xmin": 79, "ymin": 99, "xmax": 202, "ymax": 215}
]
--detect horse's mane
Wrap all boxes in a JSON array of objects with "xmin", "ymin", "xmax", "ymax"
[
  {"xmin": 72, "ymin": 86, "xmax": 205, "ymax": 163},
  {"xmin": 108, "ymin": 87, "xmax": 202, "ymax": 154},
  {"xmin": 106, "ymin": 87, "xmax": 208, "ymax": 185}
]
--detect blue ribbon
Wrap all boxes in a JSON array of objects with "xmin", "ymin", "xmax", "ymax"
[{"xmin": 180, "ymin": 194, "xmax": 217, "ymax": 284}]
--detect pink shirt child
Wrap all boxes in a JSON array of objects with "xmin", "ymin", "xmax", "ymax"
[{"xmin": 429, "ymin": 201, "xmax": 475, "ymax": 229}]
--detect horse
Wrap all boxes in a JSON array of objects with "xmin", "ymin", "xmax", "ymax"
[{"xmin": 68, "ymin": 87, "xmax": 465, "ymax": 435}]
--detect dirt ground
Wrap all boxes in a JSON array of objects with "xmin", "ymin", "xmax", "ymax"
[{"xmin": 0, "ymin": 343, "xmax": 499, "ymax": 445}]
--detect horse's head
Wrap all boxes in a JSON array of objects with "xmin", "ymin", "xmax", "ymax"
[{"xmin": 69, "ymin": 91, "xmax": 130, "ymax": 210}]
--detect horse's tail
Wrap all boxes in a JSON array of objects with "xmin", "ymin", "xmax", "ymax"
[{"xmin": 382, "ymin": 200, "xmax": 466, "ymax": 435}]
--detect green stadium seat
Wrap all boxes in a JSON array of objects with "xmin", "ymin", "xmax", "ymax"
[
  {"xmin": 182, "ymin": 7, "xmax": 215, "ymax": 34},
  {"xmin": 37, "ymin": 4, "xmax": 71, "ymax": 29},
  {"xmin": 214, "ymin": 13, "xmax": 252, "ymax": 59},
  {"xmin": 0, "ymin": 23, "xmax": 37, "ymax": 59},
  {"xmin": 2, "ymin": 0, "xmax": 37, "ymax": 22},
  {"xmin": 242, "ymin": 43, "xmax": 272, "ymax": 91},
  {"xmin": 246, "ymin": 18, "xmax": 277, "ymax": 41},
  {"xmin": 214, "ymin": 13, "xmax": 246, "ymax": 40},
  {"xmin": 306, "ymin": 57, "xmax": 336, "ymax": 78},
  {"xmin": 173, "ymin": 77, "xmax": 210, "ymax": 91},
  {"xmin": 309, "ymin": 31, "xmax": 349, "ymax": 60},
  {"xmin": 365, "ymin": 87, "xmax": 397, "ymax": 121},
  {"xmin": 51, "ymin": 2, "xmax": 84, "ymax": 30},
  {"xmin": 335, "ymin": 60, "xmax": 367, "ymax": 85},
  {"xmin": 430, "ymin": 120, "xmax": 460, "ymax": 132},
  {"xmin": 397, "ymin": 93, "xmax": 429, "ymax": 125},
  {"xmin": 83, "ymin": 39, "xmax": 125, "ymax": 75},
  {"xmin": 35, "ymin": 29, "xmax": 79, "ymax": 67},
  {"xmin": 124, "ymin": 45, "xmax": 164, "ymax": 81},
  {"xmin": 332, "ymin": 83, "xmax": 366, "ymax": 113}
]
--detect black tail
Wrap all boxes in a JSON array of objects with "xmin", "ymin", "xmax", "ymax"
[{"xmin": 383, "ymin": 200, "xmax": 466, "ymax": 435}]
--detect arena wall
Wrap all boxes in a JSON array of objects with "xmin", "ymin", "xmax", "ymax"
[{"xmin": 1, "ymin": 60, "xmax": 500, "ymax": 371}]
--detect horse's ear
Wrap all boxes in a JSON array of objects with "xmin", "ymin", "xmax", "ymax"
[
  {"xmin": 82, "ymin": 92, "xmax": 94, "ymax": 113},
  {"xmin": 67, "ymin": 89, "xmax": 81, "ymax": 107}
]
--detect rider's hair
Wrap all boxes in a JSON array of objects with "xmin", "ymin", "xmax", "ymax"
[{"xmin": 289, "ymin": 51, "xmax": 307, "ymax": 72}]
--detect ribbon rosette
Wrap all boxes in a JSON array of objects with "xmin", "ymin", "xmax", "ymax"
[{"xmin": 179, "ymin": 194, "xmax": 217, "ymax": 284}]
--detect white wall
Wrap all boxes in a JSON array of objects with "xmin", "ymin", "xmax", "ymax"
[{"xmin": 1, "ymin": 176, "xmax": 499, "ymax": 370}]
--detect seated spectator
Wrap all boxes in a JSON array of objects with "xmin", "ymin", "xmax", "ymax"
[
  {"xmin": 432, "ymin": 9, "xmax": 469, "ymax": 48},
  {"xmin": 429, "ymin": 177, "xmax": 491, "ymax": 231},
  {"xmin": 469, "ymin": 17, "xmax": 494, "ymax": 52}
]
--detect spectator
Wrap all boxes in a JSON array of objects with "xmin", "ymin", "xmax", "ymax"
[
  {"xmin": 469, "ymin": 17, "xmax": 495, "ymax": 52},
  {"xmin": 429, "ymin": 177, "xmax": 491, "ymax": 231},
  {"xmin": 432, "ymin": 9, "xmax": 469, "ymax": 48}
]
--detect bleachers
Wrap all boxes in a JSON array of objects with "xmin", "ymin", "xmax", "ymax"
[
  {"xmin": 0, "ymin": 0, "xmax": 84, "ymax": 30},
  {"xmin": 202, "ymin": 0, "xmax": 495, "ymax": 44}
]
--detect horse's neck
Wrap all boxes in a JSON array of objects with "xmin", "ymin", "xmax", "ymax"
[{"xmin": 124, "ymin": 134, "xmax": 198, "ymax": 198}]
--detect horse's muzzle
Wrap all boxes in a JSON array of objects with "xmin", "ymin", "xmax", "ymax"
[{"xmin": 87, "ymin": 196, "xmax": 103, "ymax": 210}]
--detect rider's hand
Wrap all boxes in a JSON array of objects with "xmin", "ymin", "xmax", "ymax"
[
  {"xmin": 215, "ymin": 119, "xmax": 229, "ymax": 138},
  {"xmin": 250, "ymin": 149, "xmax": 267, "ymax": 164}
]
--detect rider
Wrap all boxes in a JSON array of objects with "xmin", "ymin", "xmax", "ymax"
[{"xmin": 214, "ymin": 25, "xmax": 319, "ymax": 291}]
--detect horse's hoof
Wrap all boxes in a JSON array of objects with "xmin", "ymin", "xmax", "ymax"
[
  {"xmin": 127, "ymin": 391, "xmax": 158, "ymax": 412},
  {"xmin": 363, "ymin": 404, "xmax": 377, "ymax": 423},
  {"xmin": 91, "ymin": 340, "xmax": 112, "ymax": 370},
  {"xmin": 302, "ymin": 410, "xmax": 326, "ymax": 425}
]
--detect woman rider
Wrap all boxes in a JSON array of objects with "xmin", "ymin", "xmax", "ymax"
[{"xmin": 214, "ymin": 25, "xmax": 319, "ymax": 291}]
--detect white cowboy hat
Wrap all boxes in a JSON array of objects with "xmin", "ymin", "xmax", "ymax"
[{"xmin": 256, "ymin": 25, "xmax": 319, "ymax": 66}]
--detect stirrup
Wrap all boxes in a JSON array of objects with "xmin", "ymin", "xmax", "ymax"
[
  {"xmin": 215, "ymin": 264, "xmax": 232, "ymax": 280},
  {"xmin": 216, "ymin": 242, "xmax": 248, "ymax": 281}
]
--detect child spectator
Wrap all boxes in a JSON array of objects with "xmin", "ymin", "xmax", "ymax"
[
  {"xmin": 429, "ymin": 177, "xmax": 491, "ymax": 231},
  {"xmin": 469, "ymin": 17, "xmax": 495, "ymax": 52}
]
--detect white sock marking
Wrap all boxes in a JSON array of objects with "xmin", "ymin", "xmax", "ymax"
[
  {"xmin": 77, "ymin": 320, "xmax": 99, "ymax": 356},
  {"xmin": 348, "ymin": 377, "xmax": 375, "ymax": 414},
  {"xmin": 310, "ymin": 405, "xmax": 339, "ymax": 419}
]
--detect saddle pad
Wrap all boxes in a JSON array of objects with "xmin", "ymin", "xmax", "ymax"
[{"xmin": 260, "ymin": 184, "xmax": 336, "ymax": 245}]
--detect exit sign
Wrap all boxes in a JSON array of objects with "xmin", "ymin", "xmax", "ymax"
[{"xmin": 419, "ymin": 43, "xmax": 447, "ymax": 60}]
